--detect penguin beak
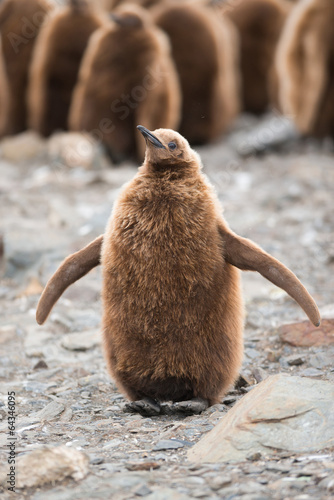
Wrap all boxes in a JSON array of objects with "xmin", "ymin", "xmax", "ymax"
[{"xmin": 137, "ymin": 125, "xmax": 166, "ymax": 149}]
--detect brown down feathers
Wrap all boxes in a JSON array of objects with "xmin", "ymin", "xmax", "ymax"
[
  {"xmin": 276, "ymin": 0, "xmax": 334, "ymax": 137},
  {"xmin": 153, "ymin": 1, "xmax": 240, "ymax": 144},
  {"xmin": 68, "ymin": 4, "xmax": 181, "ymax": 162},
  {"xmin": 28, "ymin": 0, "xmax": 105, "ymax": 137},
  {"xmin": 220, "ymin": 0, "xmax": 291, "ymax": 114},
  {"xmin": 0, "ymin": 0, "xmax": 52, "ymax": 135},
  {"xmin": 36, "ymin": 128, "xmax": 320, "ymax": 407}
]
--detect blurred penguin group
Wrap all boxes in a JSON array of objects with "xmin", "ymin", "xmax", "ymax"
[{"xmin": 0, "ymin": 0, "xmax": 333, "ymax": 162}]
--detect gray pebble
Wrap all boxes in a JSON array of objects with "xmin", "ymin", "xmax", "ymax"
[{"xmin": 153, "ymin": 439, "xmax": 185, "ymax": 451}]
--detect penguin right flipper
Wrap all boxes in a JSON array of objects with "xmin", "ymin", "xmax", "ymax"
[
  {"xmin": 218, "ymin": 224, "xmax": 321, "ymax": 327},
  {"xmin": 36, "ymin": 234, "xmax": 104, "ymax": 325}
]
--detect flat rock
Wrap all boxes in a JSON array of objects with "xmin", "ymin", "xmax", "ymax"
[
  {"xmin": 0, "ymin": 446, "xmax": 88, "ymax": 489},
  {"xmin": 61, "ymin": 330, "xmax": 100, "ymax": 351},
  {"xmin": 153, "ymin": 439, "xmax": 186, "ymax": 451},
  {"xmin": 48, "ymin": 132, "xmax": 98, "ymax": 169},
  {"xmin": 188, "ymin": 374, "xmax": 334, "ymax": 463},
  {"xmin": 146, "ymin": 488, "xmax": 191, "ymax": 500},
  {"xmin": 30, "ymin": 400, "xmax": 65, "ymax": 421},
  {"xmin": 279, "ymin": 319, "xmax": 334, "ymax": 347},
  {"xmin": 0, "ymin": 131, "xmax": 46, "ymax": 162}
]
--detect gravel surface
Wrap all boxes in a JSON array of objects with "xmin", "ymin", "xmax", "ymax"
[{"xmin": 0, "ymin": 114, "xmax": 333, "ymax": 499}]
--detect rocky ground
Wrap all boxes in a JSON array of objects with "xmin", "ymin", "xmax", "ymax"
[{"xmin": 0, "ymin": 114, "xmax": 333, "ymax": 499}]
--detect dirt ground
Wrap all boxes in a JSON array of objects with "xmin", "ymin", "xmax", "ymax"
[{"xmin": 0, "ymin": 114, "xmax": 334, "ymax": 499}]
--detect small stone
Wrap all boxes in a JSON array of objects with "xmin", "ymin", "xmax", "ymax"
[
  {"xmin": 245, "ymin": 348, "xmax": 260, "ymax": 360},
  {"xmin": 103, "ymin": 439, "xmax": 123, "ymax": 450},
  {"xmin": 61, "ymin": 330, "xmax": 100, "ymax": 351},
  {"xmin": 286, "ymin": 355, "xmax": 305, "ymax": 366},
  {"xmin": 299, "ymin": 368, "xmax": 324, "ymax": 377},
  {"xmin": 252, "ymin": 367, "xmax": 269, "ymax": 383},
  {"xmin": 0, "ymin": 446, "xmax": 89, "ymax": 489},
  {"xmin": 0, "ymin": 131, "xmax": 46, "ymax": 161},
  {"xmin": 207, "ymin": 475, "xmax": 232, "ymax": 490},
  {"xmin": 267, "ymin": 349, "xmax": 281, "ymax": 362},
  {"xmin": 153, "ymin": 439, "xmax": 186, "ymax": 451},
  {"xmin": 279, "ymin": 319, "xmax": 334, "ymax": 347},
  {"xmin": 80, "ymin": 391, "xmax": 91, "ymax": 399},
  {"xmin": 89, "ymin": 456, "xmax": 104, "ymax": 465},
  {"xmin": 0, "ymin": 325, "xmax": 17, "ymax": 344},
  {"xmin": 48, "ymin": 132, "xmax": 98, "ymax": 169},
  {"xmin": 309, "ymin": 353, "xmax": 332, "ymax": 369},
  {"xmin": 31, "ymin": 401, "xmax": 65, "ymax": 421},
  {"xmin": 33, "ymin": 360, "xmax": 49, "ymax": 370},
  {"xmin": 126, "ymin": 462, "xmax": 160, "ymax": 471},
  {"xmin": 135, "ymin": 484, "xmax": 152, "ymax": 497},
  {"xmin": 191, "ymin": 489, "xmax": 211, "ymax": 498},
  {"xmin": 318, "ymin": 475, "xmax": 334, "ymax": 491},
  {"xmin": 246, "ymin": 451, "xmax": 262, "ymax": 461},
  {"xmin": 18, "ymin": 276, "xmax": 44, "ymax": 297},
  {"xmin": 146, "ymin": 488, "xmax": 191, "ymax": 500},
  {"xmin": 222, "ymin": 395, "xmax": 237, "ymax": 405}
]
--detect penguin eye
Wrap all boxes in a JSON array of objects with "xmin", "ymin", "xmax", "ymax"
[{"xmin": 168, "ymin": 142, "xmax": 177, "ymax": 151}]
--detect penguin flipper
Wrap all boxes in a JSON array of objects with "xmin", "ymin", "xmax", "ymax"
[
  {"xmin": 36, "ymin": 234, "xmax": 104, "ymax": 325},
  {"xmin": 218, "ymin": 224, "xmax": 320, "ymax": 327}
]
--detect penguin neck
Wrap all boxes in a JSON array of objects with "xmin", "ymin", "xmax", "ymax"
[{"xmin": 141, "ymin": 158, "xmax": 200, "ymax": 178}]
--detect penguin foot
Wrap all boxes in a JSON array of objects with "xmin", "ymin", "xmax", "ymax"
[
  {"xmin": 170, "ymin": 398, "xmax": 209, "ymax": 415},
  {"xmin": 124, "ymin": 397, "xmax": 161, "ymax": 417}
]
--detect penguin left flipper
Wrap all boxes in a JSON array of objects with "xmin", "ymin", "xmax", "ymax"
[
  {"xmin": 218, "ymin": 224, "xmax": 321, "ymax": 327},
  {"xmin": 36, "ymin": 234, "xmax": 103, "ymax": 325}
]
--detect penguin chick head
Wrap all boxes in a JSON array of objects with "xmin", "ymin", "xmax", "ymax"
[
  {"xmin": 110, "ymin": 4, "xmax": 150, "ymax": 29},
  {"xmin": 137, "ymin": 126, "xmax": 201, "ymax": 172}
]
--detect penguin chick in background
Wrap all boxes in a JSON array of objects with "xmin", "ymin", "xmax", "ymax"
[
  {"xmin": 153, "ymin": 1, "xmax": 240, "ymax": 145},
  {"xmin": 99, "ymin": 0, "xmax": 166, "ymax": 10},
  {"xmin": 68, "ymin": 4, "xmax": 181, "ymax": 163},
  {"xmin": 36, "ymin": 126, "xmax": 320, "ymax": 417},
  {"xmin": 219, "ymin": 0, "xmax": 291, "ymax": 114},
  {"xmin": 0, "ymin": 0, "xmax": 53, "ymax": 135},
  {"xmin": 0, "ymin": 39, "xmax": 9, "ymax": 137},
  {"xmin": 276, "ymin": 0, "xmax": 334, "ymax": 137},
  {"xmin": 27, "ymin": 0, "xmax": 105, "ymax": 137}
]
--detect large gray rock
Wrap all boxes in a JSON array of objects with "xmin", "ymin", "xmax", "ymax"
[
  {"xmin": 0, "ymin": 446, "xmax": 88, "ymax": 490},
  {"xmin": 188, "ymin": 374, "xmax": 334, "ymax": 463}
]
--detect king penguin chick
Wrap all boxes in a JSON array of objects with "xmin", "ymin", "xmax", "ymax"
[
  {"xmin": 0, "ymin": 0, "xmax": 53, "ymax": 135},
  {"xmin": 220, "ymin": 0, "xmax": 291, "ymax": 114},
  {"xmin": 27, "ymin": 0, "xmax": 105, "ymax": 137},
  {"xmin": 99, "ymin": 0, "xmax": 166, "ymax": 10},
  {"xmin": 0, "ymin": 39, "xmax": 9, "ymax": 136},
  {"xmin": 153, "ymin": 2, "xmax": 240, "ymax": 145},
  {"xmin": 36, "ymin": 126, "xmax": 320, "ymax": 417},
  {"xmin": 276, "ymin": 0, "xmax": 334, "ymax": 137},
  {"xmin": 68, "ymin": 4, "xmax": 181, "ymax": 163}
]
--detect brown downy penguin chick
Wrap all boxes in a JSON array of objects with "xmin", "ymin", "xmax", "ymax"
[
  {"xmin": 99, "ymin": 0, "xmax": 167, "ymax": 11},
  {"xmin": 28, "ymin": 0, "xmax": 105, "ymax": 137},
  {"xmin": 0, "ymin": 39, "xmax": 9, "ymax": 136},
  {"xmin": 36, "ymin": 126, "xmax": 320, "ymax": 416},
  {"xmin": 0, "ymin": 0, "xmax": 53, "ymax": 135},
  {"xmin": 68, "ymin": 4, "xmax": 180, "ymax": 162},
  {"xmin": 153, "ymin": 2, "xmax": 240, "ymax": 145},
  {"xmin": 220, "ymin": 0, "xmax": 291, "ymax": 114},
  {"xmin": 276, "ymin": 0, "xmax": 334, "ymax": 137}
]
